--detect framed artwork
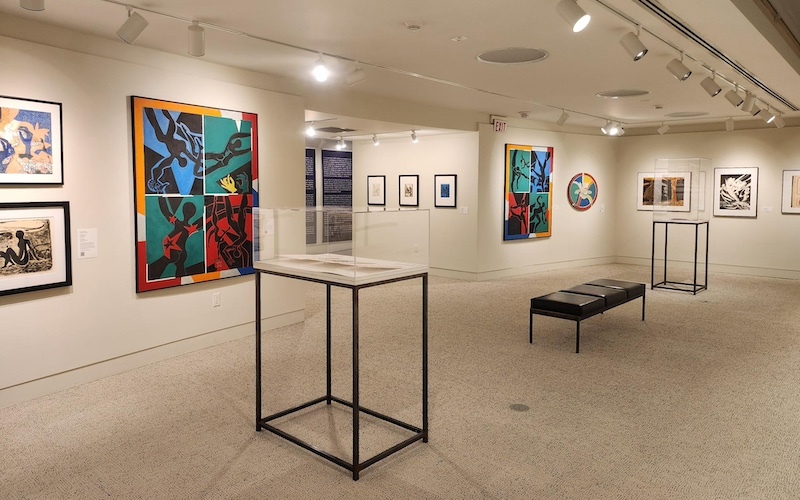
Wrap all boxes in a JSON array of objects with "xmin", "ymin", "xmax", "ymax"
[
  {"xmin": 131, "ymin": 96, "xmax": 258, "ymax": 292},
  {"xmin": 434, "ymin": 174, "xmax": 457, "ymax": 208},
  {"xmin": 0, "ymin": 96, "xmax": 63, "ymax": 185},
  {"xmin": 0, "ymin": 201, "xmax": 71, "ymax": 296},
  {"xmin": 399, "ymin": 174, "xmax": 419, "ymax": 207},
  {"xmin": 567, "ymin": 172, "xmax": 597, "ymax": 211},
  {"xmin": 636, "ymin": 171, "xmax": 691, "ymax": 212},
  {"xmin": 504, "ymin": 144, "xmax": 553, "ymax": 240},
  {"xmin": 714, "ymin": 167, "xmax": 758, "ymax": 218},
  {"xmin": 367, "ymin": 175, "xmax": 386, "ymax": 206},
  {"xmin": 781, "ymin": 170, "xmax": 800, "ymax": 214}
]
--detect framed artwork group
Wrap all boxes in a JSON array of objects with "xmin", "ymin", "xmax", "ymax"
[{"xmin": 366, "ymin": 174, "xmax": 458, "ymax": 209}]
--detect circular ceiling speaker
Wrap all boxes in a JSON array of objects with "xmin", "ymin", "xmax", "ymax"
[
  {"xmin": 596, "ymin": 89, "xmax": 651, "ymax": 99},
  {"xmin": 477, "ymin": 48, "xmax": 549, "ymax": 64}
]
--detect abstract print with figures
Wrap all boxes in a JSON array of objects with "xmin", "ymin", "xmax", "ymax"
[
  {"xmin": 132, "ymin": 97, "xmax": 258, "ymax": 292},
  {"xmin": 504, "ymin": 144, "xmax": 553, "ymax": 240},
  {"xmin": 0, "ymin": 96, "xmax": 63, "ymax": 184}
]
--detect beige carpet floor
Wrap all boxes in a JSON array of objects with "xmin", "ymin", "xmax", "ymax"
[{"xmin": 2, "ymin": 263, "xmax": 800, "ymax": 499}]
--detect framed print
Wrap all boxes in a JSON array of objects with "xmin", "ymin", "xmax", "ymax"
[
  {"xmin": 636, "ymin": 171, "xmax": 691, "ymax": 212},
  {"xmin": 567, "ymin": 172, "xmax": 597, "ymax": 211},
  {"xmin": 714, "ymin": 167, "xmax": 758, "ymax": 218},
  {"xmin": 367, "ymin": 175, "xmax": 386, "ymax": 206},
  {"xmin": 131, "ymin": 96, "xmax": 258, "ymax": 292},
  {"xmin": 781, "ymin": 170, "xmax": 800, "ymax": 214},
  {"xmin": 434, "ymin": 174, "xmax": 457, "ymax": 208},
  {"xmin": 0, "ymin": 201, "xmax": 71, "ymax": 296},
  {"xmin": 504, "ymin": 144, "xmax": 553, "ymax": 240},
  {"xmin": 0, "ymin": 96, "xmax": 63, "ymax": 185},
  {"xmin": 399, "ymin": 174, "xmax": 419, "ymax": 207}
]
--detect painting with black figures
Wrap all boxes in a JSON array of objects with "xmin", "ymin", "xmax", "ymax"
[{"xmin": 0, "ymin": 220, "xmax": 52, "ymax": 275}]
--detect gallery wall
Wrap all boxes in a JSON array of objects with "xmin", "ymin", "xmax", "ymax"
[
  {"xmin": 0, "ymin": 30, "xmax": 307, "ymax": 408},
  {"xmin": 615, "ymin": 128, "xmax": 800, "ymax": 279}
]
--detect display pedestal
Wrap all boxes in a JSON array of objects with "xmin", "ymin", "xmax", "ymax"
[
  {"xmin": 650, "ymin": 219, "xmax": 709, "ymax": 294},
  {"xmin": 254, "ymin": 263, "xmax": 428, "ymax": 481}
]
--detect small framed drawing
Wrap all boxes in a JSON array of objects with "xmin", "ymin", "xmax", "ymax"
[
  {"xmin": 781, "ymin": 170, "xmax": 800, "ymax": 214},
  {"xmin": 636, "ymin": 171, "xmax": 691, "ymax": 212},
  {"xmin": 0, "ymin": 201, "xmax": 72, "ymax": 296},
  {"xmin": 0, "ymin": 95, "xmax": 63, "ymax": 185},
  {"xmin": 367, "ymin": 175, "xmax": 386, "ymax": 206},
  {"xmin": 399, "ymin": 174, "xmax": 419, "ymax": 207},
  {"xmin": 434, "ymin": 174, "xmax": 457, "ymax": 208},
  {"xmin": 714, "ymin": 167, "xmax": 758, "ymax": 218}
]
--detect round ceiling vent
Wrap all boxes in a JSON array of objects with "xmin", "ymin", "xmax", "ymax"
[
  {"xmin": 666, "ymin": 111, "xmax": 709, "ymax": 118},
  {"xmin": 477, "ymin": 48, "xmax": 549, "ymax": 64},
  {"xmin": 596, "ymin": 89, "xmax": 651, "ymax": 98}
]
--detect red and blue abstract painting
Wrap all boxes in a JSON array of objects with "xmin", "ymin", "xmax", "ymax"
[{"xmin": 504, "ymin": 144, "xmax": 553, "ymax": 240}]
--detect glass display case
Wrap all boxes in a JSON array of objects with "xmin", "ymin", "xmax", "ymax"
[{"xmin": 254, "ymin": 207, "xmax": 429, "ymax": 286}]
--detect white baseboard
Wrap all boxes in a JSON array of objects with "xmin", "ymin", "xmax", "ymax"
[
  {"xmin": 615, "ymin": 256, "xmax": 800, "ymax": 280},
  {"xmin": 0, "ymin": 309, "xmax": 304, "ymax": 410}
]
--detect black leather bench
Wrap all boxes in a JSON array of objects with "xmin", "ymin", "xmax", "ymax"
[{"xmin": 529, "ymin": 279, "xmax": 645, "ymax": 353}]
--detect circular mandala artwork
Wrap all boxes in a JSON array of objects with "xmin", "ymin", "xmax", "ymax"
[{"xmin": 568, "ymin": 172, "xmax": 598, "ymax": 211}]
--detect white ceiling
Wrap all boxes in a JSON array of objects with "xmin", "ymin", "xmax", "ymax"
[{"xmin": 3, "ymin": 0, "xmax": 800, "ymax": 138}]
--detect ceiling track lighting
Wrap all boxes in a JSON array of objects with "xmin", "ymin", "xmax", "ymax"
[
  {"xmin": 773, "ymin": 114, "xmax": 786, "ymax": 128},
  {"xmin": 557, "ymin": 0, "xmax": 590, "ymax": 33},
  {"xmin": 188, "ymin": 21, "xmax": 205, "ymax": 57},
  {"xmin": 667, "ymin": 53, "xmax": 691, "ymax": 81},
  {"xmin": 741, "ymin": 92, "xmax": 756, "ymax": 113},
  {"xmin": 20, "ymin": 0, "xmax": 44, "ymax": 11},
  {"xmin": 725, "ymin": 118, "xmax": 735, "ymax": 132},
  {"xmin": 700, "ymin": 71, "xmax": 721, "ymax": 97},
  {"xmin": 601, "ymin": 120, "xmax": 611, "ymax": 135},
  {"xmin": 372, "ymin": 134, "xmax": 380, "ymax": 146},
  {"xmin": 345, "ymin": 65, "xmax": 366, "ymax": 86},
  {"xmin": 312, "ymin": 55, "xmax": 330, "ymax": 82},
  {"xmin": 620, "ymin": 29, "xmax": 647, "ymax": 62},
  {"xmin": 116, "ymin": 7, "xmax": 149, "ymax": 45},
  {"xmin": 335, "ymin": 136, "xmax": 345, "ymax": 150},
  {"xmin": 750, "ymin": 104, "xmax": 763, "ymax": 117},
  {"xmin": 657, "ymin": 123, "xmax": 670, "ymax": 135},
  {"xmin": 761, "ymin": 106, "xmax": 776, "ymax": 124},
  {"xmin": 724, "ymin": 86, "xmax": 744, "ymax": 107},
  {"xmin": 305, "ymin": 123, "xmax": 316, "ymax": 137},
  {"xmin": 411, "ymin": 130, "xmax": 418, "ymax": 143},
  {"xmin": 556, "ymin": 110, "xmax": 569, "ymax": 126}
]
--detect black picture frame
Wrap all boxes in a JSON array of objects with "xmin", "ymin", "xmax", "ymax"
[
  {"xmin": 367, "ymin": 175, "xmax": 386, "ymax": 206},
  {"xmin": 434, "ymin": 174, "xmax": 457, "ymax": 208},
  {"xmin": 0, "ymin": 95, "xmax": 64, "ymax": 185},
  {"xmin": 399, "ymin": 174, "xmax": 419, "ymax": 207}
]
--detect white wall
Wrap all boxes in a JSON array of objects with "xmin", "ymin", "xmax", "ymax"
[
  {"xmin": 0, "ymin": 32, "xmax": 306, "ymax": 408},
  {"xmin": 353, "ymin": 133, "xmax": 480, "ymax": 276},
  {"xmin": 616, "ymin": 128, "xmax": 800, "ymax": 279},
  {"xmin": 476, "ymin": 123, "xmax": 619, "ymax": 279}
]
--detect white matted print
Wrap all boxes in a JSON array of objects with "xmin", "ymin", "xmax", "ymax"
[
  {"xmin": 367, "ymin": 175, "xmax": 385, "ymax": 206},
  {"xmin": 714, "ymin": 167, "xmax": 758, "ymax": 218},
  {"xmin": 399, "ymin": 174, "xmax": 419, "ymax": 207},
  {"xmin": 781, "ymin": 170, "xmax": 800, "ymax": 214},
  {"xmin": 434, "ymin": 174, "xmax": 457, "ymax": 208}
]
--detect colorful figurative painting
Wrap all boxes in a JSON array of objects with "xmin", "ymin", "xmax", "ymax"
[
  {"xmin": 131, "ymin": 96, "xmax": 258, "ymax": 292},
  {"xmin": 567, "ymin": 172, "xmax": 597, "ymax": 211},
  {"xmin": 636, "ymin": 172, "xmax": 691, "ymax": 212},
  {"xmin": 0, "ymin": 201, "xmax": 71, "ymax": 296},
  {"xmin": 713, "ymin": 167, "xmax": 757, "ymax": 218},
  {"xmin": 504, "ymin": 144, "xmax": 553, "ymax": 240},
  {"xmin": 781, "ymin": 170, "xmax": 800, "ymax": 214},
  {"xmin": 0, "ymin": 96, "xmax": 63, "ymax": 185}
]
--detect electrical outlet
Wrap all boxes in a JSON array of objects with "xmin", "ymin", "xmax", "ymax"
[{"xmin": 212, "ymin": 292, "xmax": 221, "ymax": 307}]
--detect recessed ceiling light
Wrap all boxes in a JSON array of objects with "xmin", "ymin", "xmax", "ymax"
[
  {"xmin": 665, "ymin": 111, "xmax": 709, "ymax": 118},
  {"xmin": 450, "ymin": 35, "xmax": 468, "ymax": 42},
  {"xmin": 595, "ymin": 89, "xmax": 650, "ymax": 99},
  {"xmin": 404, "ymin": 21, "xmax": 422, "ymax": 31},
  {"xmin": 477, "ymin": 48, "xmax": 549, "ymax": 64}
]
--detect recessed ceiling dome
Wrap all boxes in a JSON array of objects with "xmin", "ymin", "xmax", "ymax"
[
  {"xmin": 477, "ymin": 48, "xmax": 549, "ymax": 64},
  {"xmin": 596, "ymin": 89, "xmax": 651, "ymax": 98}
]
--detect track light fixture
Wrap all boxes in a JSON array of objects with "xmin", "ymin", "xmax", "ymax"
[
  {"xmin": 741, "ymin": 92, "xmax": 755, "ymax": 113},
  {"xmin": 335, "ymin": 136, "xmax": 345, "ymax": 150},
  {"xmin": 116, "ymin": 7, "xmax": 149, "ymax": 45},
  {"xmin": 617, "ymin": 126, "xmax": 625, "ymax": 136},
  {"xmin": 666, "ymin": 53, "xmax": 691, "ymax": 81},
  {"xmin": 724, "ymin": 86, "xmax": 743, "ymax": 107},
  {"xmin": 773, "ymin": 114, "xmax": 786, "ymax": 128},
  {"xmin": 372, "ymin": 134, "xmax": 380, "ymax": 146},
  {"xmin": 557, "ymin": 110, "xmax": 569, "ymax": 126},
  {"xmin": 20, "ymin": 0, "xmax": 44, "ymax": 11},
  {"xmin": 557, "ymin": 0, "xmax": 590, "ymax": 33},
  {"xmin": 620, "ymin": 29, "xmax": 647, "ymax": 61},
  {"xmin": 601, "ymin": 120, "xmax": 611, "ymax": 135},
  {"xmin": 188, "ymin": 21, "xmax": 205, "ymax": 57},
  {"xmin": 761, "ymin": 106, "xmax": 776, "ymax": 124},
  {"xmin": 657, "ymin": 123, "xmax": 670, "ymax": 135},
  {"xmin": 750, "ymin": 104, "xmax": 762, "ymax": 117},
  {"xmin": 601, "ymin": 121, "xmax": 621, "ymax": 136},
  {"xmin": 725, "ymin": 118, "xmax": 735, "ymax": 132},
  {"xmin": 312, "ymin": 55, "xmax": 329, "ymax": 82},
  {"xmin": 700, "ymin": 71, "xmax": 721, "ymax": 97},
  {"xmin": 411, "ymin": 130, "xmax": 418, "ymax": 143},
  {"xmin": 305, "ymin": 123, "xmax": 316, "ymax": 137},
  {"xmin": 345, "ymin": 65, "xmax": 366, "ymax": 86}
]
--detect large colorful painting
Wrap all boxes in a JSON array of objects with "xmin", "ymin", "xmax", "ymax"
[
  {"xmin": 0, "ymin": 96, "xmax": 63, "ymax": 185},
  {"xmin": 713, "ymin": 167, "xmax": 757, "ymax": 218},
  {"xmin": 131, "ymin": 96, "xmax": 258, "ymax": 292},
  {"xmin": 504, "ymin": 144, "xmax": 553, "ymax": 240},
  {"xmin": 636, "ymin": 172, "xmax": 691, "ymax": 212},
  {"xmin": 0, "ymin": 201, "xmax": 71, "ymax": 296}
]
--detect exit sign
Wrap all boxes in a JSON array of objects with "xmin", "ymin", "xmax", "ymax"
[{"xmin": 493, "ymin": 119, "xmax": 507, "ymax": 133}]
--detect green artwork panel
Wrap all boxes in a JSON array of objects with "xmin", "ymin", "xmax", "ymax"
[
  {"xmin": 204, "ymin": 116, "xmax": 253, "ymax": 195},
  {"xmin": 529, "ymin": 193, "xmax": 550, "ymax": 234},
  {"xmin": 144, "ymin": 195, "xmax": 206, "ymax": 280}
]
